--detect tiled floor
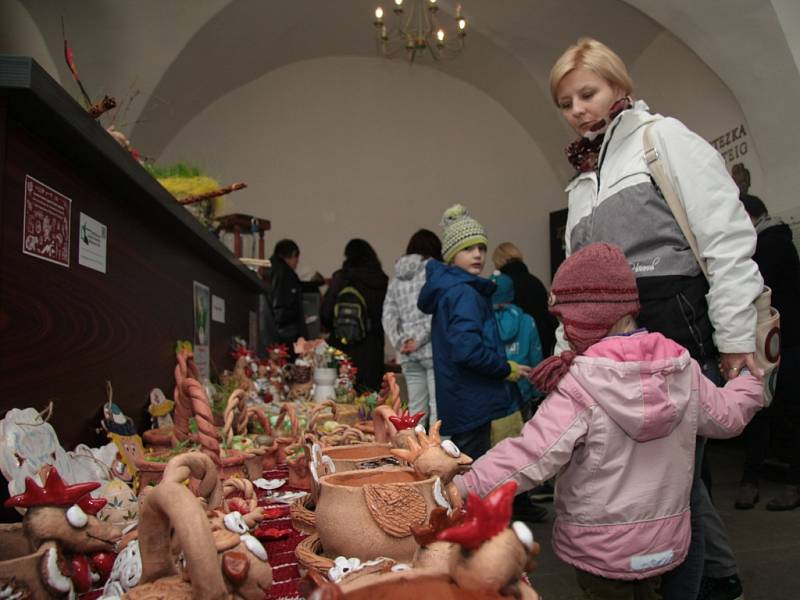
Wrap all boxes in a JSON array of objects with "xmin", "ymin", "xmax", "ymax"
[{"xmin": 527, "ymin": 439, "xmax": 800, "ymax": 600}]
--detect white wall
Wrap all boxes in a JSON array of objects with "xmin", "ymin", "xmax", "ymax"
[
  {"xmin": 159, "ymin": 56, "xmax": 566, "ymax": 282},
  {"xmin": 625, "ymin": 0, "xmax": 800, "ymax": 213},
  {"xmin": 0, "ymin": 0, "xmax": 60, "ymax": 82},
  {"xmin": 772, "ymin": 0, "xmax": 800, "ymax": 75},
  {"xmin": 631, "ymin": 31, "xmax": 765, "ymax": 191}
]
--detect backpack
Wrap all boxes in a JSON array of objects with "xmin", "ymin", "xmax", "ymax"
[{"xmin": 332, "ymin": 285, "xmax": 370, "ymax": 345}]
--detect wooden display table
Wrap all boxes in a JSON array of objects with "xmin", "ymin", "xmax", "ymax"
[
  {"xmin": 215, "ymin": 213, "xmax": 271, "ymax": 259},
  {"xmin": 0, "ymin": 56, "xmax": 270, "ymax": 450}
]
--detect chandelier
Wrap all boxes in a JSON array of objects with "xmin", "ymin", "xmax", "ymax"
[{"xmin": 373, "ymin": 0, "xmax": 467, "ymax": 62}]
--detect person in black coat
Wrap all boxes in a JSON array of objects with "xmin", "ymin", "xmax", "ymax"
[
  {"xmin": 321, "ymin": 239, "xmax": 389, "ymax": 391},
  {"xmin": 492, "ymin": 242, "xmax": 557, "ymax": 357},
  {"xmin": 267, "ymin": 239, "xmax": 308, "ymax": 348},
  {"xmin": 737, "ymin": 194, "xmax": 800, "ymax": 511}
]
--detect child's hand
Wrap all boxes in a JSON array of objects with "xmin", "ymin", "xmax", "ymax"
[{"xmin": 506, "ymin": 361, "xmax": 531, "ymax": 382}]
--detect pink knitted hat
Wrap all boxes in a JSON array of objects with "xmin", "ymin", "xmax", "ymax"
[
  {"xmin": 531, "ymin": 242, "xmax": 640, "ymax": 393},
  {"xmin": 549, "ymin": 242, "xmax": 640, "ymax": 353}
]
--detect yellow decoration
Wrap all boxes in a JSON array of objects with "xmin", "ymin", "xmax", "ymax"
[{"xmin": 148, "ymin": 399, "xmax": 175, "ymax": 418}]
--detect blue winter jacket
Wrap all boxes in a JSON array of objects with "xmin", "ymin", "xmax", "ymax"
[
  {"xmin": 494, "ymin": 303, "xmax": 543, "ymax": 402},
  {"xmin": 417, "ymin": 260, "xmax": 513, "ymax": 436}
]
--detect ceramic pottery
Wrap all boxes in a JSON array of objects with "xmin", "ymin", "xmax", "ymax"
[
  {"xmin": 322, "ymin": 443, "xmax": 399, "ymax": 472},
  {"xmin": 314, "ymin": 467, "xmax": 438, "ymax": 562}
]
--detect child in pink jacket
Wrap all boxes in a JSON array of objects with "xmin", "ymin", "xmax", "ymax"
[{"xmin": 452, "ymin": 242, "xmax": 764, "ymax": 599}]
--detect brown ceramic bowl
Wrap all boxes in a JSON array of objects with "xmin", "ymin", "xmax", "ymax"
[
  {"xmin": 322, "ymin": 443, "xmax": 399, "ymax": 472},
  {"xmin": 340, "ymin": 573, "xmax": 528, "ymax": 600},
  {"xmin": 314, "ymin": 467, "xmax": 438, "ymax": 562}
]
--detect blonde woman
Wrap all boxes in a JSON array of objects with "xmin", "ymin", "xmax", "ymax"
[{"xmin": 549, "ymin": 38, "xmax": 762, "ymax": 600}]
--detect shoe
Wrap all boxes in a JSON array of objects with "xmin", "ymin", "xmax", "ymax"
[
  {"xmin": 528, "ymin": 481, "xmax": 554, "ymax": 503},
  {"xmin": 734, "ymin": 482, "xmax": 759, "ymax": 510},
  {"xmin": 696, "ymin": 574, "xmax": 744, "ymax": 600},
  {"xmin": 765, "ymin": 485, "xmax": 800, "ymax": 511}
]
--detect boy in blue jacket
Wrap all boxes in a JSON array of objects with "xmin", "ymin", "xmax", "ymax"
[{"xmin": 417, "ymin": 204, "xmax": 530, "ymax": 460}]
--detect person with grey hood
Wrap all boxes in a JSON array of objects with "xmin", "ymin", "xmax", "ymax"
[{"xmin": 382, "ymin": 229, "xmax": 442, "ymax": 428}]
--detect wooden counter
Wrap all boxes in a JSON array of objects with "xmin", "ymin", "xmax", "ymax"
[{"xmin": 0, "ymin": 56, "xmax": 269, "ymax": 450}]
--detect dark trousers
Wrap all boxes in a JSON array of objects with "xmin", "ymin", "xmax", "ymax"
[
  {"xmin": 450, "ymin": 421, "xmax": 492, "ymax": 461},
  {"xmin": 576, "ymin": 569, "xmax": 662, "ymax": 600},
  {"xmin": 742, "ymin": 345, "xmax": 800, "ymax": 485}
]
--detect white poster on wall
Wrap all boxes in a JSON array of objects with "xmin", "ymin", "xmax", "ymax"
[
  {"xmin": 78, "ymin": 213, "xmax": 108, "ymax": 273},
  {"xmin": 212, "ymin": 295, "xmax": 226, "ymax": 323}
]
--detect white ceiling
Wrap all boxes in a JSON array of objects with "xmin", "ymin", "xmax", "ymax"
[{"xmin": 3, "ymin": 0, "xmax": 799, "ymax": 203}]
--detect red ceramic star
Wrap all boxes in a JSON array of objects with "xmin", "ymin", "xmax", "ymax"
[
  {"xmin": 5, "ymin": 466, "xmax": 101, "ymax": 510},
  {"xmin": 388, "ymin": 410, "xmax": 426, "ymax": 431},
  {"xmin": 435, "ymin": 480, "xmax": 517, "ymax": 550}
]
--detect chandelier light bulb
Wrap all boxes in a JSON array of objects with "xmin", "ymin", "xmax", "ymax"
[
  {"xmin": 458, "ymin": 18, "xmax": 466, "ymax": 30},
  {"xmin": 375, "ymin": 7, "xmax": 384, "ymax": 21},
  {"xmin": 429, "ymin": 0, "xmax": 437, "ymax": 4},
  {"xmin": 395, "ymin": 0, "xmax": 403, "ymax": 5},
  {"xmin": 437, "ymin": 29, "xmax": 445, "ymax": 42}
]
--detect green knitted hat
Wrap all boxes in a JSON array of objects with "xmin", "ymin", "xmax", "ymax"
[{"xmin": 440, "ymin": 204, "xmax": 488, "ymax": 264}]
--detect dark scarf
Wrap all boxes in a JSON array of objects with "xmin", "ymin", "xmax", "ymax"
[{"xmin": 565, "ymin": 97, "xmax": 633, "ymax": 173}]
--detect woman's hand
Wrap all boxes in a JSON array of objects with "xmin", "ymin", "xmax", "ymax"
[
  {"xmin": 516, "ymin": 364, "xmax": 533, "ymax": 379},
  {"xmin": 719, "ymin": 352, "xmax": 760, "ymax": 381}
]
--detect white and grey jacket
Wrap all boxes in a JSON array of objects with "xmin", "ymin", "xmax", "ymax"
[
  {"xmin": 557, "ymin": 100, "xmax": 763, "ymax": 355},
  {"xmin": 382, "ymin": 254, "xmax": 433, "ymax": 363}
]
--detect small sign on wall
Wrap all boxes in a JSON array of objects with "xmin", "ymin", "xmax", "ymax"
[
  {"xmin": 193, "ymin": 281, "xmax": 211, "ymax": 381},
  {"xmin": 22, "ymin": 175, "xmax": 71, "ymax": 267},
  {"xmin": 709, "ymin": 124, "xmax": 748, "ymax": 164},
  {"xmin": 78, "ymin": 213, "xmax": 108, "ymax": 273},
  {"xmin": 212, "ymin": 295, "xmax": 226, "ymax": 323}
]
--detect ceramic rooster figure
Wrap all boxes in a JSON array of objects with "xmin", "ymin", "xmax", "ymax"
[
  {"xmin": 437, "ymin": 481, "xmax": 540, "ymax": 599},
  {"xmin": 389, "ymin": 420, "xmax": 472, "ymax": 511},
  {"xmin": 5, "ymin": 466, "xmax": 122, "ymax": 595}
]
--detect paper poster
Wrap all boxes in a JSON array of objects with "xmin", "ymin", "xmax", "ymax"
[
  {"xmin": 22, "ymin": 175, "xmax": 71, "ymax": 267},
  {"xmin": 78, "ymin": 213, "xmax": 108, "ymax": 273},
  {"xmin": 212, "ymin": 295, "xmax": 226, "ymax": 324},
  {"xmin": 193, "ymin": 281, "xmax": 211, "ymax": 381}
]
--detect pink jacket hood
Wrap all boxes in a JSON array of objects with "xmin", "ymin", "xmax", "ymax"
[{"xmin": 574, "ymin": 331, "xmax": 691, "ymax": 442}]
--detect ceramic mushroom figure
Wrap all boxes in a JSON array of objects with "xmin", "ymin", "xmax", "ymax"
[
  {"xmin": 389, "ymin": 421, "xmax": 472, "ymax": 511},
  {"xmin": 130, "ymin": 460, "xmax": 272, "ymax": 600},
  {"xmin": 4, "ymin": 466, "xmax": 122, "ymax": 595},
  {"xmin": 436, "ymin": 481, "xmax": 540, "ymax": 600}
]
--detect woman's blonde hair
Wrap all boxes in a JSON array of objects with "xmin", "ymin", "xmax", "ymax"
[
  {"xmin": 549, "ymin": 37, "xmax": 633, "ymax": 105},
  {"xmin": 492, "ymin": 242, "xmax": 524, "ymax": 269}
]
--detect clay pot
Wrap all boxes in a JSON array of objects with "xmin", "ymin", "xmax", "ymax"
[
  {"xmin": 142, "ymin": 426, "xmax": 174, "ymax": 448},
  {"xmin": 337, "ymin": 572, "xmax": 534, "ymax": 600},
  {"xmin": 314, "ymin": 467, "xmax": 438, "ymax": 562},
  {"xmin": 322, "ymin": 443, "xmax": 398, "ymax": 472},
  {"xmin": 243, "ymin": 453, "xmax": 264, "ymax": 480},
  {"xmin": 135, "ymin": 452, "xmax": 171, "ymax": 490},
  {"xmin": 285, "ymin": 364, "xmax": 313, "ymax": 384}
]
